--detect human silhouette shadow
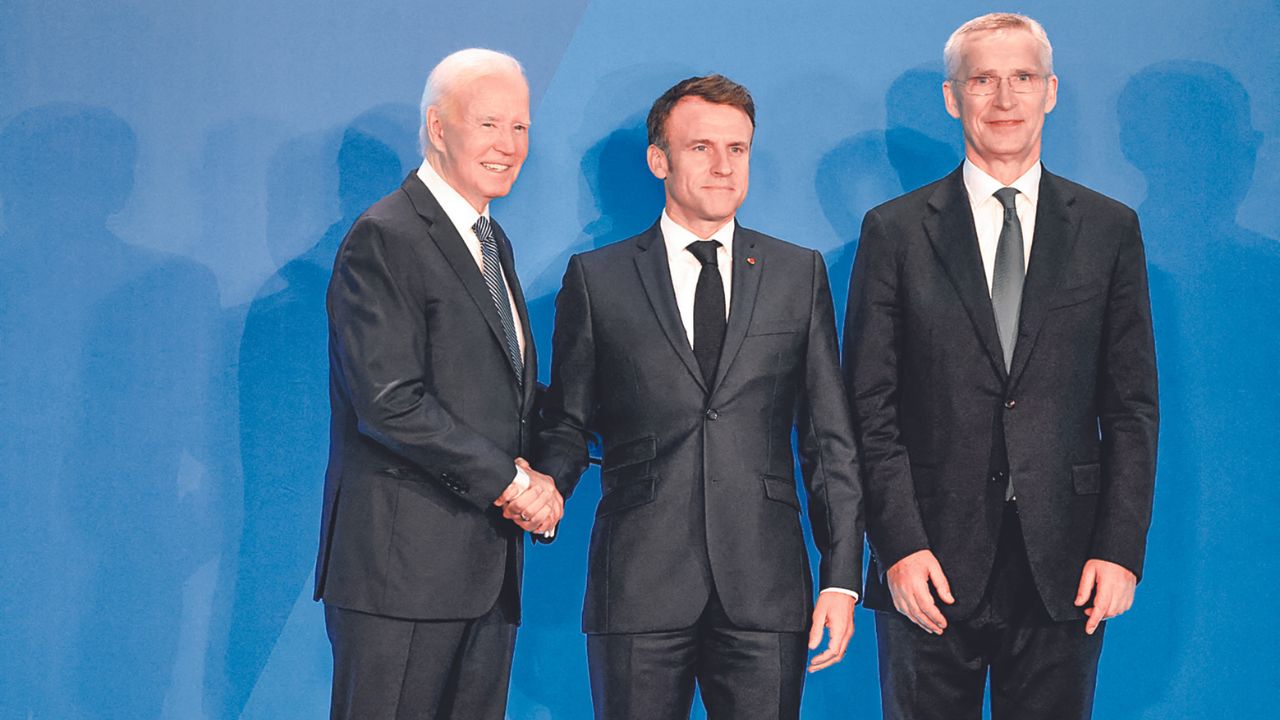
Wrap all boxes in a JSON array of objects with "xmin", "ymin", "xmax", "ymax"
[
  {"xmin": 208, "ymin": 106, "xmax": 416, "ymax": 719},
  {"xmin": 1114, "ymin": 61, "xmax": 1279, "ymax": 718},
  {"xmin": 819, "ymin": 66, "xmax": 961, "ymax": 320},
  {"xmin": 0, "ymin": 103, "xmax": 219, "ymax": 719}
]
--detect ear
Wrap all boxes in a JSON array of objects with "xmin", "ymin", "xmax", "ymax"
[
  {"xmin": 647, "ymin": 144, "xmax": 669, "ymax": 180},
  {"xmin": 1043, "ymin": 74, "xmax": 1059, "ymax": 115},
  {"xmin": 425, "ymin": 105, "xmax": 446, "ymax": 153},
  {"xmin": 943, "ymin": 81, "xmax": 962, "ymax": 120}
]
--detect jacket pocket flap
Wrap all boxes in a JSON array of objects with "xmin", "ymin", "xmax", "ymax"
[
  {"xmin": 1049, "ymin": 283, "xmax": 1103, "ymax": 310},
  {"xmin": 1072, "ymin": 463, "xmax": 1102, "ymax": 494},
  {"xmin": 597, "ymin": 477, "xmax": 656, "ymax": 516},
  {"xmin": 762, "ymin": 475, "xmax": 801, "ymax": 510},
  {"xmin": 603, "ymin": 435, "xmax": 658, "ymax": 472},
  {"xmin": 746, "ymin": 317, "xmax": 805, "ymax": 336}
]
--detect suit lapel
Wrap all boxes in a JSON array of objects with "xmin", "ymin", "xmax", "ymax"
[
  {"xmin": 1007, "ymin": 170, "xmax": 1079, "ymax": 388},
  {"xmin": 711, "ymin": 226, "xmax": 762, "ymax": 392},
  {"xmin": 401, "ymin": 174, "xmax": 517, "ymax": 384},
  {"xmin": 924, "ymin": 168, "xmax": 1007, "ymax": 381},
  {"xmin": 633, "ymin": 223, "xmax": 708, "ymax": 393}
]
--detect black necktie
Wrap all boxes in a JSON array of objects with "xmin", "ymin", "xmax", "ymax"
[
  {"xmin": 991, "ymin": 187, "xmax": 1025, "ymax": 373},
  {"xmin": 472, "ymin": 216, "xmax": 523, "ymax": 384},
  {"xmin": 686, "ymin": 240, "xmax": 726, "ymax": 387}
]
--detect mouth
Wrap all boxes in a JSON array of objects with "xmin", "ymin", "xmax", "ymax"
[
  {"xmin": 986, "ymin": 119, "xmax": 1023, "ymax": 128},
  {"xmin": 481, "ymin": 162, "xmax": 512, "ymax": 173}
]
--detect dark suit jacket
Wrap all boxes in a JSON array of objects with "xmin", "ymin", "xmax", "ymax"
[
  {"xmin": 536, "ymin": 221, "xmax": 863, "ymax": 635},
  {"xmin": 844, "ymin": 166, "xmax": 1158, "ymax": 622},
  {"xmin": 314, "ymin": 173, "xmax": 538, "ymax": 621}
]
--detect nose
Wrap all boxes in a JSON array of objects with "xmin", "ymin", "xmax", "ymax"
[
  {"xmin": 493, "ymin": 127, "xmax": 516, "ymax": 155},
  {"xmin": 710, "ymin": 149, "xmax": 732, "ymax": 176},
  {"xmin": 993, "ymin": 77, "xmax": 1017, "ymax": 108}
]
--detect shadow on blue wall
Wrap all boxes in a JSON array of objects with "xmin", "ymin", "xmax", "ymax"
[
  {"xmin": 0, "ymin": 104, "xmax": 220, "ymax": 719},
  {"xmin": 1112, "ymin": 60, "xmax": 1279, "ymax": 718},
  {"xmin": 202, "ymin": 105, "xmax": 417, "ymax": 719}
]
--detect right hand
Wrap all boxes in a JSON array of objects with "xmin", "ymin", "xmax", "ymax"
[
  {"xmin": 886, "ymin": 549, "xmax": 955, "ymax": 634},
  {"xmin": 499, "ymin": 458, "xmax": 563, "ymax": 534}
]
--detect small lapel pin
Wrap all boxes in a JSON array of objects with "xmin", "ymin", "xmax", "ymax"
[{"xmin": 746, "ymin": 256, "xmax": 756, "ymax": 265}]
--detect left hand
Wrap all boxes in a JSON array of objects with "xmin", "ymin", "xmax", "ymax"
[
  {"xmin": 1074, "ymin": 558, "xmax": 1137, "ymax": 635},
  {"xmin": 807, "ymin": 592, "xmax": 856, "ymax": 672}
]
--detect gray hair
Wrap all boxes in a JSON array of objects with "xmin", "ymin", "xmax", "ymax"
[
  {"xmin": 418, "ymin": 48, "xmax": 525, "ymax": 156},
  {"xmin": 943, "ymin": 13, "xmax": 1054, "ymax": 80}
]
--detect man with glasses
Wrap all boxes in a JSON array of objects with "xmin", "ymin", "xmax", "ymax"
[{"xmin": 844, "ymin": 13, "xmax": 1158, "ymax": 719}]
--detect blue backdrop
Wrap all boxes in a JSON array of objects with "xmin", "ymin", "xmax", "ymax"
[{"xmin": 1, "ymin": 1, "xmax": 1277, "ymax": 718}]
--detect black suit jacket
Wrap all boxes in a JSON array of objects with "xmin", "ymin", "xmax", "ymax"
[
  {"xmin": 844, "ymin": 166, "xmax": 1158, "ymax": 622},
  {"xmin": 314, "ymin": 173, "xmax": 538, "ymax": 621},
  {"xmin": 536, "ymin": 222, "xmax": 863, "ymax": 635}
]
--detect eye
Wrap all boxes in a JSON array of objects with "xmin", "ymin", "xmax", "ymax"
[
  {"xmin": 692, "ymin": 144, "xmax": 707, "ymax": 152},
  {"xmin": 481, "ymin": 121, "xmax": 496, "ymax": 128},
  {"xmin": 514, "ymin": 124, "xmax": 528, "ymax": 133},
  {"xmin": 1016, "ymin": 72, "xmax": 1032, "ymax": 82},
  {"xmin": 729, "ymin": 146, "xmax": 746, "ymax": 154},
  {"xmin": 972, "ymin": 75, "xmax": 993, "ymax": 86}
]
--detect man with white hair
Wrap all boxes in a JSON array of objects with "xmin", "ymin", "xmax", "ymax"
[
  {"xmin": 844, "ymin": 13, "xmax": 1158, "ymax": 719},
  {"xmin": 315, "ymin": 48, "xmax": 562, "ymax": 719}
]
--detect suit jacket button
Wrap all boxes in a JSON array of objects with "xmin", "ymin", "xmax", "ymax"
[
  {"xmin": 1004, "ymin": 399, "xmax": 1016, "ymax": 410},
  {"xmin": 705, "ymin": 408, "xmax": 719, "ymax": 421}
]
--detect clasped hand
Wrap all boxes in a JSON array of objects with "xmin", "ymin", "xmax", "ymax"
[{"xmin": 493, "ymin": 458, "xmax": 563, "ymax": 534}]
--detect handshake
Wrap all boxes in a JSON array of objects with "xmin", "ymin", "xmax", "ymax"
[{"xmin": 492, "ymin": 457, "xmax": 564, "ymax": 535}]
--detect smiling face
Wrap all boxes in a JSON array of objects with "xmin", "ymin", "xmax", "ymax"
[
  {"xmin": 425, "ymin": 71, "xmax": 530, "ymax": 212},
  {"xmin": 647, "ymin": 96, "xmax": 753, "ymax": 238},
  {"xmin": 944, "ymin": 27, "xmax": 1057, "ymax": 183}
]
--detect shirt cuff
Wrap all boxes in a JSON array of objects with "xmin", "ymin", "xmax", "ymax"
[
  {"xmin": 511, "ymin": 464, "xmax": 531, "ymax": 491},
  {"xmin": 820, "ymin": 587, "xmax": 859, "ymax": 602}
]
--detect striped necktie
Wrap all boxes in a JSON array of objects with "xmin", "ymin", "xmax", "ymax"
[{"xmin": 472, "ymin": 216, "xmax": 523, "ymax": 384}]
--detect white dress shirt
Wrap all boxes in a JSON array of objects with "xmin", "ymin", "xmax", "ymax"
[
  {"xmin": 660, "ymin": 210, "xmax": 734, "ymax": 345},
  {"xmin": 416, "ymin": 163, "xmax": 531, "ymax": 493},
  {"xmin": 658, "ymin": 211, "xmax": 857, "ymax": 601},
  {"xmin": 963, "ymin": 160, "xmax": 1041, "ymax": 295}
]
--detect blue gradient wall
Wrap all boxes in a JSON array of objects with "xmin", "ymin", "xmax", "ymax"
[{"xmin": 1, "ymin": 1, "xmax": 1276, "ymax": 718}]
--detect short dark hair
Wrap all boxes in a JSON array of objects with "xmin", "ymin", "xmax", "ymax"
[{"xmin": 646, "ymin": 74, "xmax": 756, "ymax": 152}]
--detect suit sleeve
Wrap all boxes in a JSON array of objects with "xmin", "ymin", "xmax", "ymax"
[
  {"xmin": 1092, "ymin": 211, "xmax": 1159, "ymax": 579},
  {"xmin": 532, "ymin": 254, "xmax": 596, "ymax": 499},
  {"xmin": 328, "ymin": 216, "xmax": 515, "ymax": 511},
  {"xmin": 843, "ymin": 209, "xmax": 932, "ymax": 572},
  {"xmin": 797, "ymin": 250, "xmax": 865, "ymax": 596}
]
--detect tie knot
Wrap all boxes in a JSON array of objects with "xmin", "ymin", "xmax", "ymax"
[
  {"xmin": 686, "ymin": 240, "xmax": 721, "ymax": 266},
  {"xmin": 472, "ymin": 216, "xmax": 496, "ymax": 245},
  {"xmin": 994, "ymin": 187, "xmax": 1019, "ymax": 212}
]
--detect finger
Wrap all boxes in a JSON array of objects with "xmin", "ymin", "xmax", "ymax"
[
  {"xmin": 915, "ymin": 586, "xmax": 947, "ymax": 632},
  {"xmin": 808, "ymin": 612, "xmax": 826, "ymax": 650},
  {"xmin": 808, "ymin": 646, "xmax": 841, "ymax": 672},
  {"xmin": 903, "ymin": 593, "xmax": 941, "ymax": 635},
  {"xmin": 493, "ymin": 483, "xmax": 524, "ymax": 507},
  {"xmin": 929, "ymin": 563, "xmax": 955, "ymax": 605},
  {"xmin": 514, "ymin": 457, "xmax": 531, "ymax": 470},
  {"xmin": 1075, "ymin": 564, "xmax": 1097, "ymax": 606}
]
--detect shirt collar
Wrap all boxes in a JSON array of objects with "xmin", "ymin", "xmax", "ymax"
[
  {"xmin": 963, "ymin": 159, "xmax": 1042, "ymax": 210},
  {"xmin": 416, "ymin": 161, "xmax": 489, "ymax": 239},
  {"xmin": 660, "ymin": 210, "xmax": 735, "ymax": 263}
]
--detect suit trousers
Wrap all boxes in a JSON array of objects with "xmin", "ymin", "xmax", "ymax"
[
  {"xmin": 875, "ymin": 502, "xmax": 1105, "ymax": 720},
  {"xmin": 325, "ymin": 556, "xmax": 519, "ymax": 720},
  {"xmin": 586, "ymin": 586, "xmax": 808, "ymax": 720}
]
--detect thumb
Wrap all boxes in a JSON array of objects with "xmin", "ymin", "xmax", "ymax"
[
  {"xmin": 1075, "ymin": 563, "xmax": 1096, "ymax": 606},
  {"xmin": 930, "ymin": 562, "xmax": 955, "ymax": 605},
  {"xmin": 808, "ymin": 608, "xmax": 827, "ymax": 650}
]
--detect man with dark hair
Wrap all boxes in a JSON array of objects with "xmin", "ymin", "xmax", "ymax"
[
  {"xmin": 844, "ymin": 13, "xmax": 1158, "ymax": 719},
  {"xmin": 535, "ymin": 74, "xmax": 864, "ymax": 719}
]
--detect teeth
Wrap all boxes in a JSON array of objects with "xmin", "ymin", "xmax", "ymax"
[{"xmin": 482, "ymin": 163, "xmax": 510, "ymax": 171}]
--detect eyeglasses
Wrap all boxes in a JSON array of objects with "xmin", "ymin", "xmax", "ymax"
[{"xmin": 955, "ymin": 73, "xmax": 1047, "ymax": 96}]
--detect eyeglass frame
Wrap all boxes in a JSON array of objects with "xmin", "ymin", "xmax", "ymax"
[{"xmin": 949, "ymin": 72, "xmax": 1052, "ymax": 96}]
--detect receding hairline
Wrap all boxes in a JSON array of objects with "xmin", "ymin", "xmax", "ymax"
[
  {"xmin": 943, "ymin": 13, "xmax": 1054, "ymax": 80},
  {"xmin": 418, "ymin": 48, "xmax": 527, "ymax": 155}
]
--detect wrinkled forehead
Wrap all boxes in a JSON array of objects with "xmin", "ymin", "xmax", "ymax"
[
  {"xmin": 956, "ymin": 28, "xmax": 1046, "ymax": 73},
  {"xmin": 445, "ymin": 72, "xmax": 530, "ymax": 117}
]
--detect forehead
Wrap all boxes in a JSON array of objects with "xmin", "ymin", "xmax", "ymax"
[
  {"xmin": 957, "ymin": 28, "xmax": 1044, "ymax": 72},
  {"xmin": 451, "ymin": 73, "xmax": 530, "ymax": 116},
  {"xmin": 666, "ymin": 96, "xmax": 753, "ymax": 139}
]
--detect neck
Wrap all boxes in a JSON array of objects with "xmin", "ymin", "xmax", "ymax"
[
  {"xmin": 665, "ymin": 207, "xmax": 733, "ymax": 240},
  {"xmin": 425, "ymin": 153, "xmax": 488, "ymax": 214},
  {"xmin": 966, "ymin": 150, "xmax": 1040, "ymax": 186}
]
